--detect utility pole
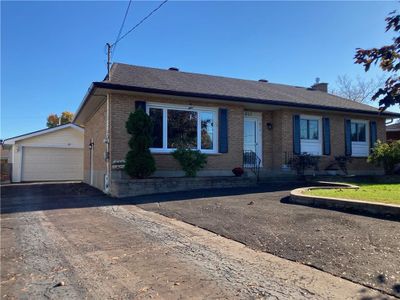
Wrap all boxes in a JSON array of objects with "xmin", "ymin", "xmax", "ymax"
[{"xmin": 106, "ymin": 43, "xmax": 111, "ymax": 79}]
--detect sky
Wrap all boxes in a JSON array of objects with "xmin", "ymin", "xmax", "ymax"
[{"xmin": 1, "ymin": 1, "xmax": 399, "ymax": 139}]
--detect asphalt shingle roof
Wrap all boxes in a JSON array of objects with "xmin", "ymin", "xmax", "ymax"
[
  {"xmin": 387, "ymin": 123, "xmax": 400, "ymax": 131},
  {"xmin": 103, "ymin": 63, "xmax": 394, "ymax": 115}
]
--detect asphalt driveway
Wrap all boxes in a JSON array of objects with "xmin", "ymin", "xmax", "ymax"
[
  {"xmin": 1, "ymin": 182, "xmax": 399, "ymax": 299},
  {"xmin": 136, "ymin": 182, "xmax": 400, "ymax": 297}
]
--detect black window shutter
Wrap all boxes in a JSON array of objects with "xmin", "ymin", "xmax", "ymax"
[
  {"xmin": 370, "ymin": 121, "xmax": 377, "ymax": 149},
  {"xmin": 135, "ymin": 101, "xmax": 146, "ymax": 111},
  {"xmin": 293, "ymin": 115, "xmax": 301, "ymax": 155},
  {"xmin": 219, "ymin": 108, "xmax": 228, "ymax": 153},
  {"xmin": 322, "ymin": 117, "xmax": 331, "ymax": 155},
  {"xmin": 344, "ymin": 119, "xmax": 352, "ymax": 156}
]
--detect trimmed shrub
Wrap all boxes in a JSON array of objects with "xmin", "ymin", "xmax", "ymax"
[
  {"xmin": 334, "ymin": 155, "xmax": 353, "ymax": 175},
  {"xmin": 289, "ymin": 153, "xmax": 320, "ymax": 176},
  {"xmin": 172, "ymin": 146, "xmax": 207, "ymax": 177},
  {"xmin": 368, "ymin": 140, "xmax": 400, "ymax": 175},
  {"xmin": 124, "ymin": 109, "xmax": 156, "ymax": 178}
]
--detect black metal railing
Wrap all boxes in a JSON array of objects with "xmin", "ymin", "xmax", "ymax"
[{"xmin": 243, "ymin": 150, "xmax": 261, "ymax": 182}]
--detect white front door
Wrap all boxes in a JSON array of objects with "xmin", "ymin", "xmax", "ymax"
[{"xmin": 243, "ymin": 113, "xmax": 262, "ymax": 167}]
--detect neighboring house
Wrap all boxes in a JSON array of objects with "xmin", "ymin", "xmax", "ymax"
[
  {"xmin": 4, "ymin": 124, "xmax": 84, "ymax": 182},
  {"xmin": 73, "ymin": 63, "xmax": 400, "ymax": 193},
  {"xmin": 0, "ymin": 143, "xmax": 12, "ymax": 182},
  {"xmin": 386, "ymin": 122, "xmax": 400, "ymax": 141}
]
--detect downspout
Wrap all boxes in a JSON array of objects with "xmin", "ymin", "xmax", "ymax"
[
  {"xmin": 11, "ymin": 144, "xmax": 15, "ymax": 183},
  {"xmin": 89, "ymin": 138, "xmax": 94, "ymax": 186},
  {"xmin": 104, "ymin": 93, "xmax": 111, "ymax": 194}
]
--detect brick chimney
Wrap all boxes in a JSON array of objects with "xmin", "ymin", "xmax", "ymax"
[{"xmin": 311, "ymin": 82, "xmax": 328, "ymax": 93}]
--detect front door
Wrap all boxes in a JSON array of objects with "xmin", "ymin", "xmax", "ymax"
[{"xmin": 243, "ymin": 113, "xmax": 262, "ymax": 167}]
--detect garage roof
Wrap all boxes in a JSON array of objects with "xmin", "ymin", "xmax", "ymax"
[{"xmin": 4, "ymin": 123, "xmax": 83, "ymax": 144}]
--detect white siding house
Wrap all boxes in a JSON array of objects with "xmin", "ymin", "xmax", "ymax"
[{"xmin": 4, "ymin": 124, "xmax": 84, "ymax": 182}]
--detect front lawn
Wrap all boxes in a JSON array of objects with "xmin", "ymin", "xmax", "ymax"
[{"xmin": 306, "ymin": 181, "xmax": 400, "ymax": 205}]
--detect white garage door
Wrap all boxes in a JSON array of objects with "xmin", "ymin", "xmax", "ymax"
[{"xmin": 21, "ymin": 147, "xmax": 83, "ymax": 181}]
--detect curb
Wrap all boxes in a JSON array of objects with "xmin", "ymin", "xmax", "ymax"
[{"xmin": 289, "ymin": 182, "xmax": 400, "ymax": 220}]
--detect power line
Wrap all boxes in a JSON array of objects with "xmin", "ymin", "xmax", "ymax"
[
  {"xmin": 112, "ymin": 0, "xmax": 133, "ymax": 59},
  {"xmin": 106, "ymin": 0, "xmax": 168, "ymax": 77},
  {"xmin": 111, "ymin": 0, "xmax": 168, "ymax": 47}
]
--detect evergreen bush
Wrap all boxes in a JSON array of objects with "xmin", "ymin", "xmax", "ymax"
[{"xmin": 124, "ymin": 109, "xmax": 156, "ymax": 178}]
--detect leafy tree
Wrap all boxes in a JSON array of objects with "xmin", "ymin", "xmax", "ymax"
[
  {"xmin": 46, "ymin": 114, "xmax": 59, "ymax": 128},
  {"xmin": 60, "ymin": 111, "xmax": 74, "ymax": 124},
  {"xmin": 354, "ymin": 10, "xmax": 400, "ymax": 110},
  {"xmin": 124, "ymin": 109, "xmax": 156, "ymax": 178},
  {"xmin": 368, "ymin": 140, "xmax": 400, "ymax": 175},
  {"xmin": 331, "ymin": 75, "xmax": 385, "ymax": 103},
  {"xmin": 46, "ymin": 111, "xmax": 74, "ymax": 128}
]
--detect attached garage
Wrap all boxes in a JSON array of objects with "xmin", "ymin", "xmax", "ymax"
[{"xmin": 4, "ymin": 124, "xmax": 84, "ymax": 182}]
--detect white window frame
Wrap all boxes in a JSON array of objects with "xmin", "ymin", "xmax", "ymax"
[
  {"xmin": 351, "ymin": 119, "xmax": 369, "ymax": 157},
  {"xmin": 146, "ymin": 102, "xmax": 219, "ymax": 154},
  {"xmin": 300, "ymin": 115, "xmax": 322, "ymax": 156}
]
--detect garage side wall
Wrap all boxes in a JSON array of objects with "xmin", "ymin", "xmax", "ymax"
[{"xmin": 83, "ymin": 102, "xmax": 107, "ymax": 190}]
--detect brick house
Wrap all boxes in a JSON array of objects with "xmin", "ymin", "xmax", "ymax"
[
  {"xmin": 386, "ymin": 122, "xmax": 400, "ymax": 141},
  {"xmin": 73, "ymin": 63, "xmax": 399, "ymax": 194}
]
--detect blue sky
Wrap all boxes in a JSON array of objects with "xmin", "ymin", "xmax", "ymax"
[{"xmin": 1, "ymin": 1, "xmax": 399, "ymax": 139}]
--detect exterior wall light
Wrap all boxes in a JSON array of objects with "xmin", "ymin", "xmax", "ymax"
[{"xmin": 266, "ymin": 123, "xmax": 273, "ymax": 130}]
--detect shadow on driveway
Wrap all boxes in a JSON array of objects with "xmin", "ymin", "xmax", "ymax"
[
  {"xmin": 1, "ymin": 181, "xmax": 312, "ymax": 215},
  {"xmin": 2, "ymin": 182, "xmax": 398, "ymax": 222}
]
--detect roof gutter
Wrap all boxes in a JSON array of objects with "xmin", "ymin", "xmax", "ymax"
[
  {"xmin": 72, "ymin": 83, "xmax": 96, "ymax": 124},
  {"xmin": 77, "ymin": 81, "xmax": 400, "ymax": 119}
]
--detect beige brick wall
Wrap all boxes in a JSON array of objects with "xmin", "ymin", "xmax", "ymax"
[
  {"xmin": 109, "ymin": 93, "xmax": 244, "ymax": 174},
  {"xmin": 267, "ymin": 108, "xmax": 386, "ymax": 174},
  {"xmin": 83, "ymin": 101, "xmax": 107, "ymax": 190},
  {"xmin": 109, "ymin": 94, "xmax": 136, "ymax": 162},
  {"xmin": 82, "ymin": 91, "xmax": 387, "ymax": 184}
]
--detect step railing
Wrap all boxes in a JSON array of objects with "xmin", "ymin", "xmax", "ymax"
[{"xmin": 243, "ymin": 150, "xmax": 261, "ymax": 182}]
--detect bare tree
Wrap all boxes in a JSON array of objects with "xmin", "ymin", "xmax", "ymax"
[{"xmin": 331, "ymin": 75, "xmax": 385, "ymax": 103}]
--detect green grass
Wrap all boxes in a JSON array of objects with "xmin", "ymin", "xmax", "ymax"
[{"xmin": 305, "ymin": 181, "xmax": 400, "ymax": 205}]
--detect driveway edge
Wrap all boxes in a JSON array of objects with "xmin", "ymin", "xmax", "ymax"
[{"xmin": 289, "ymin": 182, "xmax": 400, "ymax": 219}]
